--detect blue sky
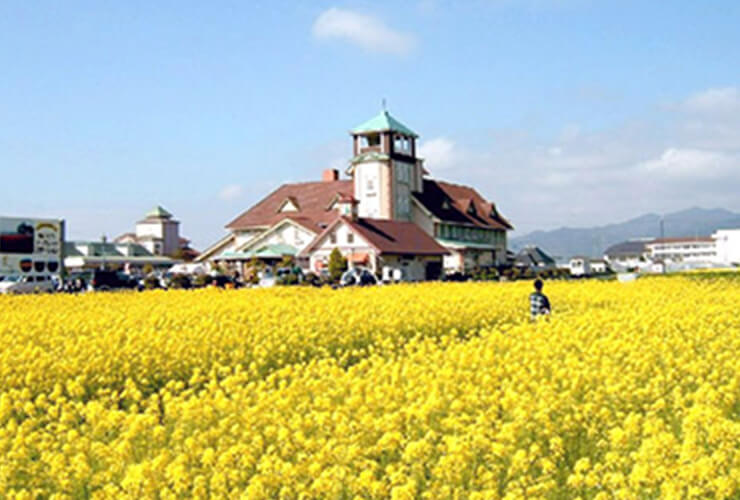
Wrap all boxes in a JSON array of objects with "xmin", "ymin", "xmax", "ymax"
[{"xmin": 2, "ymin": 1, "xmax": 740, "ymax": 248}]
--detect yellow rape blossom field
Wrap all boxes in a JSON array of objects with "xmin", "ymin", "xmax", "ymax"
[{"xmin": 1, "ymin": 276, "xmax": 740, "ymax": 499}]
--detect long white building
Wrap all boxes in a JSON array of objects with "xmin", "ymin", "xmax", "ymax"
[{"xmin": 644, "ymin": 237, "xmax": 716, "ymax": 263}]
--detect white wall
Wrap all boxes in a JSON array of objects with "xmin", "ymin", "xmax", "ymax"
[
  {"xmin": 234, "ymin": 229, "xmax": 263, "ymax": 248},
  {"xmin": 354, "ymin": 162, "xmax": 383, "ymax": 218},
  {"xmin": 136, "ymin": 222, "xmax": 163, "ymax": 239},
  {"xmin": 443, "ymin": 250, "xmax": 463, "ymax": 273},
  {"xmin": 713, "ymin": 229, "xmax": 740, "ymax": 265},
  {"xmin": 569, "ymin": 258, "xmax": 590, "ymax": 276},
  {"xmin": 260, "ymin": 224, "xmax": 313, "ymax": 248},
  {"xmin": 308, "ymin": 221, "xmax": 375, "ymax": 272},
  {"xmin": 380, "ymin": 255, "xmax": 441, "ymax": 282},
  {"xmin": 590, "ymin": 262, "xmax": 607, "ymax": 273}
]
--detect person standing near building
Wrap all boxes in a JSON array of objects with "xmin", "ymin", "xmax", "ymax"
[{"xmin": 529, "ymin": 279, "xmax": 551, "ymax": 320}]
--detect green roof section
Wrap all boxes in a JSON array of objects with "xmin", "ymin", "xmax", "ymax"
[
  {"xmin": 349, "ymin": 151, "xmax": 390, "ymax": 165},
  {"xmin": 352, "ymin": 110, "xmax": 418, "ymax": 138},
  {"xmin": 146, "ymin": 205, "xmax": 172, "ymax": 219},
  {"xmin": 219, "ymin": 244, "xmax": 298, "ymax": 260}
]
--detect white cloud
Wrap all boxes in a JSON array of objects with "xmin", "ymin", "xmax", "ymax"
[
  {"xmin": 639, "ymin": 148, "xmax": 737, "ymax": 178},
  {"xmin": 312, "ymin": 8, "xmax": 416, "ymax": 55},
  {"xmin": 218, "ymin": 184, "xmax": 243, "ymax": 201},
  {"xmin": 418, "ymin": 137, "xmax": 459, "ymax": 171},
  {"xmin": 681, "ymin": 87, "xmax": 740, "ymax": 115}
]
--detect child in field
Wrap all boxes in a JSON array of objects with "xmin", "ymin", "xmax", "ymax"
[{"xmin": 529, "ymin": 279, "xmax": 551, "ymax": 320}]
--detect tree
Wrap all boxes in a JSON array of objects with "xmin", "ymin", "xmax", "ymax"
[
  {"xmin": 328, "ymin": 248, "xmax": 347, "ymax": 283},
  {"xmin": 278, "ymin": 255, "xmax": 295, "ymax": 269},
  {"xmin": 170, "ymin": 247, "xmax": 194, "ymax": 262}
]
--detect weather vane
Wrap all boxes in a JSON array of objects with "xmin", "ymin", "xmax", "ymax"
[{"xmin": 382, "ymin": 98, "xmax": 387, "ymax": 111}]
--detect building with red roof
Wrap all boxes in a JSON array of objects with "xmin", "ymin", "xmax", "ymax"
[{"xmin": 198, "ymin": 110, "xmax": 512, "ymax": 280}]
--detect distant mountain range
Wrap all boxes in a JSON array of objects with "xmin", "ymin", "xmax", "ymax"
[{"xmin": 510, "ymin": 207, "xmax": 740, "ymax": 259}]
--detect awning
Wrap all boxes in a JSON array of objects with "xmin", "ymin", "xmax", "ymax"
[
  {"xmin": 437, "ymin": 238, "xmax": 498, "ymax": 250},
  {"xmin": 348, "ymin": 252, "xmax": 369, "ymax": 263}
]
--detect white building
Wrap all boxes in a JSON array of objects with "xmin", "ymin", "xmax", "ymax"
[
  {"xmin": 604, "ymin": 240, "xmax": 651, "ymax": 272},
  {"xmin": 198, "ymin": 110, "xmax": 513, "ymax": 280},
  {"xmin": 645, "ymin": 237, "xmax": 716, "ymax": 264},
  {"xmin": 569, "ymin": 257, "xmax": 591, "ymax": 277},
  {"xmin": 712, "ymin": 229, "xmax": 740, "ymax": 266},
  {"xmin": 589, "ymin": 259, "xmax": 609, "ymax": 274},
  {"xmin": 115, "ymin": 206, "xmax": 197, "ymax": 259}
]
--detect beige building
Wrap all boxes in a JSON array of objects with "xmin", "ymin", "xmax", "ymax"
[{"xmin": 115, "ymin": 206, "xmax": 197, "ymax": 259}]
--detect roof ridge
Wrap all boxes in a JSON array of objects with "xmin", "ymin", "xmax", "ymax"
[{"xmin": 281, "ymin": 179, "xmax": 351, "ymax": 187}]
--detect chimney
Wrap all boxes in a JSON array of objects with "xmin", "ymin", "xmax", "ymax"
[{"xmin": 322, "ymin": 169, "xmax": 339, "ymax": 182}]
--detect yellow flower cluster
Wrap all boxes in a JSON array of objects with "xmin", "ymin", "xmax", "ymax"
[{"xmin": 0, "ymin": 276, "xmax": 739, "ymax": 499}]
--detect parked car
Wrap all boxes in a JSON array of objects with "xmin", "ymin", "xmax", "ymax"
[
  {"xmin": 206, "ymin": 275, "xmax": 241, "ymax": 289},
  {"xmin": 276, "ymin": 266, "xmax": 303, "ymax": 285},
  {"xmin": 0, "ymin": 275, "xmax": 55, "ymax": 294},
  {"xmin": 340, "ymin": 267, "xmax": 378, "ymax": 287},
  {"xmin": 258, "ymin": 268, "xmax": 277, "ymax": 288},
  {"xmin": 88, "ymin": 270, "xmax": 140, "ymax": 291},
  {"xmin": 159, "ymin": 272, "xmax": 193, "ymax": 289}
]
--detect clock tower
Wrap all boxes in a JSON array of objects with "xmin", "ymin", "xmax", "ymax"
[{"xmin": 348, "ymin": 110, "xmax": 423, "ymax": 221}]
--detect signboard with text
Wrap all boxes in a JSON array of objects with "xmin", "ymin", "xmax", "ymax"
[{"xmin": 0, "ymin": 217, "xmax": 65, "ymax": 277}]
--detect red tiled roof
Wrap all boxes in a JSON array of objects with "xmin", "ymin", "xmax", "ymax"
[
  {"xmin": 413, "ymin": 179, "xmax": 513, "ymax": 230},
  {"xmin": 350, "ymin": 218, "xmax": 448, "ymax": 255},
  {"xmin": 345, "ymin": 217, "xmax": 448, "ymax": 256},
  {"xmin": 301, "ymin": 216, "xmax": 448, "ymax": 256},
  {"xmin": 226, "ymin": 180, "xmax": 353, "ymax": 232}
]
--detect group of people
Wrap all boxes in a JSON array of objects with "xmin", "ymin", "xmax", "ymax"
[{"xmin": 58, "ymin": 277, "xmax": 87, "ymax": 293}]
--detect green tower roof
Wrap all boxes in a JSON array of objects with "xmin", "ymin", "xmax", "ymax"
[
  {"xmin": 351, "ymin": 110, "xmax": 418, "ymax": 138},
  {"xmin": 146, "ymin": 205, "xmax": 172, "ymax": 219}
]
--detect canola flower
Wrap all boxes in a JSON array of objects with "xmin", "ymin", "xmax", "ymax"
[{"xmin": 0, "ymin": 277, "xmax": 739, "ymax": 498}]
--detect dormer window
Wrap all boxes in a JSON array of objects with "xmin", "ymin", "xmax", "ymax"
[
  {"xmin": 278, "ymin": 197, "xmax": 300, "ymax": 213},
  {"xmin": 467, "ymin": 201, "xmax": 477, "ymax": 216},
  {"xmin": 442, "ymin": 200, "xmax": 451, "ymax": 210}
]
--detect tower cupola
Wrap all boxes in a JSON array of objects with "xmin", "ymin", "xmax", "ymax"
[{"xmin": 350, "ymin": 109, "xmax": 418, "ymax": 160}]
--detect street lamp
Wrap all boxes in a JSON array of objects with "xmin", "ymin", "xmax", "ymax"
[{"xmin": 101, "ymin": 234, "xmax": 107, "ymax": 270}]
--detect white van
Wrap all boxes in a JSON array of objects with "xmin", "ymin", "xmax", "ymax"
[{"xmin": 0, "ymin": 275, "xmax": 55, "ymax": 294}]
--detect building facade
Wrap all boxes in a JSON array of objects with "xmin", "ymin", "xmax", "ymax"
[
  {"xmin": 645, "ymin": 237, "xmax": 716, "ymax": 264},
  {"xmin": 198, "ymin": 110, "xmax": 513, "ymax": 279},
  {"xmin": 115, "ymin": 206, "xmax": 197, "ymax": 259},
  {"xmin": 712, "ymin": 229, "xmax": 740, "ymax": 266},
  {"xmin": 64, "ymin": 241, "xmax": 174, "ymax": 272}
]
